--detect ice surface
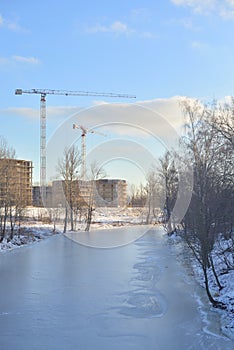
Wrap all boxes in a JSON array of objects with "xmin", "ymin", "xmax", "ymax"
[
  {"xmin": 65, "ymin": 225, "xmax": 152, "ymax": 248},
  {"xmin": 0, "ymin": 227, "xmax": 233, "ymax": 350}
]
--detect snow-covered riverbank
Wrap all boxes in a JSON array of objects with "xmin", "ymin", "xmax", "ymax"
[
  {"xmin": 0, "ymin": 225, "xmax": 59, "ymax": 252},
  {"xmin": 168, "ymin": 233, "xmax": 234, "ymax": 341}
]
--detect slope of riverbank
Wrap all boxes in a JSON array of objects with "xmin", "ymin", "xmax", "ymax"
[{"xmin": 168, "ymin": 233, "xmax": 234, "ymax": 341}]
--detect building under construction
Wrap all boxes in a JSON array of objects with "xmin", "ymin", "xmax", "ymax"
[
  {"xmin": 38, "ymin": 178, "xmax": 127, "ymax": 208},
  {"xmin": 51, "ymin": 180, "xmax": 89, "ymax": 208},
  {"xmin": 95, "ymin": 179, "xmax": 127, "ymax": 207},
  {"xmin": 0, "ymin": 158, "xmax": 33, "ymax": 207}
]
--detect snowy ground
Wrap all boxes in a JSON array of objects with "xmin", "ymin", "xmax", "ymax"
[
  {"xmin": 0, "ymin": 206, "xmax": 234, "ymax": 342},
  {"xmin": 0, "ymin": 208, "xmax": 146, "ymax": 252},
  {"xmin": 167, "ymin": 233, "xmax": 234, "ymax": 341},
  {"xmin": 0, "ymin": 224, "xmax": 59, "ymax": 252}
]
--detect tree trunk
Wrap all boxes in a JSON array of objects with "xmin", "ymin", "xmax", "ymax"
[
  {"xmin": 146, "ymin": 197, "xmax": 151, "ymax": 224},
  {"xmin": 85, "ymin": 206, "xmax": 94, "ymax": 232},
  {"xmin": 209, "ymin": 254, "xmax": 223, "ymax": 290},
  {"xmin": 202, "ymin": 265, "xmax": 220, "ymax": 307},
  {"xmin": 63, "ymin": 207, "xmax": 68, "ymax": 233},
  {"xmin": 3, "ymin": 205, "xmax": 7, "ymax": 239},
  {"xmin": 10, "ymin": 207, "xmax": 14, "ymax": 240},
  {"xmin": 202, "ymin": 266, "xmax": 226, "ymax": 310},
  {"xmin": 70, "ymin": 207, "xmax": 74, "ymax": 231},
  {"xmin": 53, "ymin": 218, "xmax": 56, "ymax": 232}
]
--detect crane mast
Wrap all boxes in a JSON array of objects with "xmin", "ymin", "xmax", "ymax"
[
  {"xmin": 40, "ymin": 93, "xmax": 46, "ymax": 196},
  {"xmin": 72, "ymin": 123, "xmax": 106, "ymax": 180},
  {"xmin": 15, "ymin": 88, "xmax": 136, "ymax": 205}
]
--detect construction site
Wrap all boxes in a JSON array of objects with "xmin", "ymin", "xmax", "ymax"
[
  {"xmin": 0, "ymin": 157, "xmax": 128, "ymax": 209},
  {"xmin": 0, "ymin": 88, "xmax": 136, "ymax": 210},
  {"xmin": 0, "ymin": 157, "xmax": 132, "ymax": 210},
  {"xmin": 32, "ymin": 179, "xmax": 128, "ymax": 208}
]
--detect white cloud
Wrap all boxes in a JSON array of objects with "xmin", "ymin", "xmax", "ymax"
[
  {"xmin": 1, "ymin": 106, "xmax": 82, "ymax": 121},
  {"xmin": 171, "ymin": 0, "xmax": 216, "ymax": 12},
  {"xmin": 135, "ymin": 96, "xmax": 185, "ymax": 133},
  {"xmin": 12, "ymin": 55, "xmax": 40, "ymax": 64},
  {"xmin": 87, "ymin": 20, "xmax": 135, "ymax": 35},
  {"xmin": 4, "ymin": 96, "xmax": 216, "ymax": 142},
  {"xmin": 64, "ymin": 97, "xmax": 186, "ymax": 140},
  {"xmin": 225, "ymin": 0, "xmax": 234, "ymax": 5},
  {"xmin": 2, "ymin": 107, "xmax": 39, "ymax": 119},
  {"xmin": 110, "ymin": 21, "xmax": 131, "ymax": 34},
  {"xmin": 171, "ymin": 0, "xmax": 234, "ymax": 19},
  {"xmin": 191, "ymin": 40, "xmax": 210, "ymax": 51},
  {"xmin": 0, "ymin": 55, "xmax": 41, "ymax": 67},
  {"xmin": 86, "ymin": 20, "xmax": 156, "ymax": 38},
  {"xmin": 0, "ymin": 13, "xmax": 27, "ymax": 32},
  {"xmin": 219, "ymin": 7, "xmax": 234, "ymax": 20},
  {"xmin": 47, "ymin": 106, "xmax": 82, "ymax": 118},
  {"xmin": 6, "ymin": 97, "xmax": 184, "ymax": 141}
]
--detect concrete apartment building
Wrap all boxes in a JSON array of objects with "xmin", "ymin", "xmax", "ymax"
[
  {"xmin": 0, "ymin": 158, "xmax": 127, "ymax": 209},
  {"xmin": 95, "ymin": 179, "xmax": 127, "ymax": 207},
  {"xmin": 51, "ymin": 180, "xmax": 93, "ymax": 208},
  {"xmin": 35, "ymin": 178, "xmax": 128, "ymax": 208},
  {"xmin": 0, "ymin": 158, "xmax": 33, "ymax": 206}
]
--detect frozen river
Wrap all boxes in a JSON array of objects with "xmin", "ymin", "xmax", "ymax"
[{"xmin": 0, "ymin": 227, "xmax": 233, "ymax": 350}]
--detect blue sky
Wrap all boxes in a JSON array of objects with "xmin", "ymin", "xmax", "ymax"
[{"xmin": 1, "ymin": 0, "xmax": 234, "ymax": 185}]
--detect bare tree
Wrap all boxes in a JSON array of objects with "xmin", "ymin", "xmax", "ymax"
[
  {"xmin": 145, "ymin": 167, "xmax": 164, "ymax": 224},
  {"xmin": 207, "ymin": 99, "xmax": 234, "ymax": 148},
  {"xmin": 0, "ymin": 138, "xmax": 17, "ymax": 241},
  {"xmin": 158, "ymin": 151, "xmax": 178, "ymax": 234},
  {"xmin": 129, "ymin": 183, "xmax": 147, "ymax": 208},
  {"xmin": 57, "ymin": 145, "xmax": 81, "ymax": 232},
  {"xmin": 179, "ymin": 98, "xmax": 231, "ymax": 308},
  {"xmin": 0, "ymin": 137, "xmax": 16, "ymax": 159},
  {"xmin": 47, "ymin": 207, "xmax": 62, "ymax": 233},
  {"xmin": 85, "ymin": 162, "xmax": 105, "ymax": 232}
]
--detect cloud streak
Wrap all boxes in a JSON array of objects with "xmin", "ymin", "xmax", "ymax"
[
  {"xmin": 1, "ymin": 97, "xmax": 185, "ymax": 133},
  {"xmin": 0, "ymin": 55, "xmax": 41, "ymax": 66},
  {"xmin": 86, "ymin": 20, "xmax": 157, "ymax": 38},
  {"xmin": 0, "ymin": 13, "xmax": 27, "ymax": 32},
  {"xmin": 171, "ymin": 0, "xmax": 234, "ymax": 20},
  {"xmin": 1, "ymin": 107, "xmax": 39, "ymax": 120},
  {"xmin": 191, "ymin": 40, "xmax": 211, "ymax": 51},
  {"xmin": 1, "ymin": 106, "xmax": 82, "ymax": 121},
  {"xmin": 87, "ymin": 21, "xmax": 133, "ymax": 35},
  {"xmin": 12, "ymin": 55, "xmax": 40, "ymax": 64}
]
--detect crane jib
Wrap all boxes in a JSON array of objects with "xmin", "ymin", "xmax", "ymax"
[{"xmin": 15, "ymin": 88, "xmax": 136, "ymax": 99}]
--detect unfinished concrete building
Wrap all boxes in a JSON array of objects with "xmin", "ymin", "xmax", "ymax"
[
  {"xmin": 51, "ymin": 180, "xmax": 92, "ymax": 208},
  {"xmin": 95, "ymin": 179, "xmax": 127, "ymax": 207},
  {"xmin": 0, "ymin": 158, "xmax": 33, "ymax": 206},
  {"xmin": 48, "ymin": 179, "xmax": 127, "ymax": 208}
]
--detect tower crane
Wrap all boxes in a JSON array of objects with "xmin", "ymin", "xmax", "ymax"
[
  {"xmin": 15, "ymin": 88, "xmax": 136, "ymax": 203},
  {"xmin": 72, "ymin": 123, "xmax": 106, "ymax": 180}
]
